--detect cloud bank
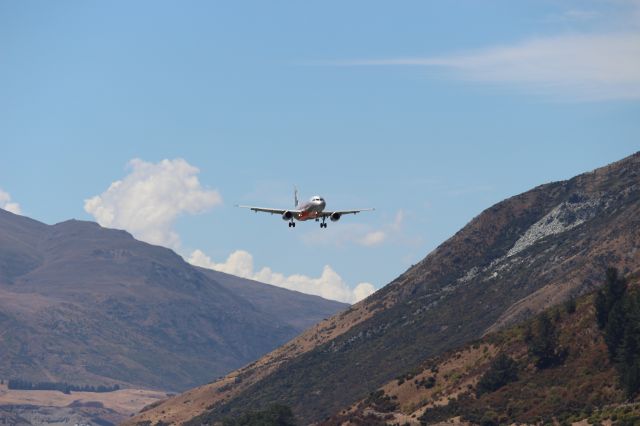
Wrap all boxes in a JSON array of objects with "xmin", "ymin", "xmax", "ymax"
[
  {"xmin": 84, "ymin": 158, "xmax": 222, "ymax": 248},
  {"xmin": 188, "ymin": 249, "xmax": 375, "ymax": 304},
  {"xmin": 85, "ymin": 158, "xmax": 375, "ymax": 303},
  {"xmin": 0, "ymin": 188, "xmax": 21, "ymax": 214},
  {"xmin": 341, "ymin": 32, "xmax": 640, "ymax": 101}
]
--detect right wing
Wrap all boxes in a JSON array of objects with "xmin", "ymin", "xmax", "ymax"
[{"xmin": 236, "ymin": 205, "xmax": 301, "ymax": 215}]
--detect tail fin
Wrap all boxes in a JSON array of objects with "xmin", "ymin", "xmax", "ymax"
[{"xmin": 294, "ymin": 186, "xmax": 299, "ymax": 208}]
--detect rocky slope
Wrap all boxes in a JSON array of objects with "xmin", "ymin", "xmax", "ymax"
[
  {"xmin": 0, "ymin": 211, "xmax": 347, "ymax": 392},
  {"xmin": 129, "ymin": 152, "xmax": 640, "ymax": 425}
]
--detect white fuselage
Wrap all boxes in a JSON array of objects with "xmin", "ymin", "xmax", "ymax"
[{"xmin": 295, "ymin": 196, "xmax": 326, "ymax": 221}]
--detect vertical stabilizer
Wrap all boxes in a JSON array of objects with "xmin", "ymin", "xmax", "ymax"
[{"xmin": 294, "ymin": 186, "xmax": 299, "ymax": 208}]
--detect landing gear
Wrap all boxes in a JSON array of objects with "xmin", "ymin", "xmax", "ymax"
[
  {"xmin": 288, "ymin": 221, "xmax": 296, "ymax": 228},
  {"xmin": 320, "ymin": 217, "xmax": 327, "ymax": 228}
]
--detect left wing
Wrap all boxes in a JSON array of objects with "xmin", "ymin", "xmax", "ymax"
[{"xmin": 236, "ymin": 205, "xmax": 301, "ymax": 215}]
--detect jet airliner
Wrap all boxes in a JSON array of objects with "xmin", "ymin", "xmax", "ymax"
[{"xmin": 238, "ymin": 188, "xmax": 373, "ymax": 228}]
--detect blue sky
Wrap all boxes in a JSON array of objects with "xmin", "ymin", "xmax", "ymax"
[{"xmin": 1, "ymin": 1, "xmax": 639, "ymax": 302}]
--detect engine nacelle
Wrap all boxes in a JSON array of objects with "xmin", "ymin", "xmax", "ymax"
[
  {"xmin": 282, "ymin": 211, "xmax": 293, "ymax": 221},
  {"xmin": 330, "ymin": 212, "xmax": 342, "ymax": 222}
]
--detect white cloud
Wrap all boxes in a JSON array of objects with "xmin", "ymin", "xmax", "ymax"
[
  {"xmin": 84, "ymin": 158, "xmax": 221, "ymax": 248},
  {"xmin": 358, "ymin": 230, "xmax": 386, "ymax": 247},
  {"xmin": 357, "ymin": 210, "xmax": 405, "ymax": 246},
  {"xmin": 0, "ymin": 188, "xmax": 21, "ymax": 214},
  {"xmin": 339, "ymin": 32, "xmax": 640, "ymax": 101},
  {"xmin": 304, "ymin": 209, "xmax": 406, "ymax": 248},
  {"xmin": 188, "ymin": 249, "xmax": 376, "ymax": 304}
]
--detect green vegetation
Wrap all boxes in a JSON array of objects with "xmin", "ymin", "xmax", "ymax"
[
  {"xmin": 581, "ymin": 402, "xmax": 640, "ymax": 425},
  {"xmin": 595, "ymin": 267, "xmax": 640, "ymax": 399},
  {"xmin": 475, "ymin": 353, "xmax": 518, "ymax": 397},
  {"xmin": 220, "ymin": 404, "xmax": 296, "ymax": 426},
  {"xmin": 7, "ymin": 379, "xmax": 120, "ymax": 394},
  {"xmin": 364, "ymin": 390, "xmax": 398, "ymax": 413},
  {"xmin": 415, "ymin": 376, "xmax": 436, "ymax": 389},
  {"xmin": 525, "ymin": 311, "xmax": 566, "ymax": 369}
]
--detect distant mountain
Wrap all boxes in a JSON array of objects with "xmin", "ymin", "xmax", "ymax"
[
  {"xmin": 0, "ymin": 210, "xmax": 347, "ymax": 391},
  {"xmin": 128, "ymin": 152, "xmax": 640, "ymax": 425}
]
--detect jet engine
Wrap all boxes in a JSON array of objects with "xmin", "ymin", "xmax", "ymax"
[
  {"xmin": 282, "ymin": 211, "xmax": 293, "ymax": 221},
  {"xmin": 330, "ymin": 212, "xmax": 342, "ymax": 222}
]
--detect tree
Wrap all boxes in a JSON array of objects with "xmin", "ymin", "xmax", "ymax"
[
  {"xmin": 617, "ymin": 291, "xmax": 640, "ymax": 398},
  {"xmin": 604, "ymin": 301, "xmax": 627, "ymax": 358},
  {"xmin": 596, "ymin": 267, "xmax": 627, "ymax": 330},
  {"xmin": 594, "ymin": 268, "xmax": 640, "ymax": 399},
  {"xmin": 525, "ymin": 312, "xmax": 565, "ymax": 369},
  {"xmin": 476, "ymin": 353, "xmax": 518, "ymax": 397}
]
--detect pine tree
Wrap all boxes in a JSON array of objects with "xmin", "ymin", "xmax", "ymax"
[
  {"xmin": 605, "ymin": 301, "xmax": 627, "ymax": 358},
  {"xmin": 595, "ymin": 267, "xmax": 627, "ymax": 330},
  {"xmin": 617, "ymin": 291, "xmax": 640, "ymax": 398},
  {"xmin": 595, "ymin": 268, "xmax": 640, "ymax": 399},
  {"xmin": 526, "ymin": 312, "xmax": 564, "ymax": 369}
]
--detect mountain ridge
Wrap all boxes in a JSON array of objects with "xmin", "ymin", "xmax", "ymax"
[{"xmin": 0, "ymin": 210, "xmax": 347, "ymax": 392}]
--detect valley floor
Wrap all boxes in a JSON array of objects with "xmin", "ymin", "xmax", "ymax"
[{"xmin": 0, "ymin": 382, "xmax": 168, "ymax": 425}]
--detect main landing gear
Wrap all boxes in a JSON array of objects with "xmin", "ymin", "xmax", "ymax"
[
  {"xmin": 320, "ymin": 217, "xmax": 327, "ymax": 228},
  {"xmin": 288, "ymin": 221, "xmax": 296, "ymax": 228}
]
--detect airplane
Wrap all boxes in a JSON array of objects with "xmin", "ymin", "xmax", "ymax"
[{"xmin": 237, "ymin": 188, "xmax": 374, "ymax": 228}]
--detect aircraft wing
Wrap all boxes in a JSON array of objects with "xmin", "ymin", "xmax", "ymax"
[
  {"xmin": 237, "ymin": 205, "xmax": 300, "ymax": 215},
  {"xmin": 319, "ymin": 208, "xmax": 375, "ymax": 217}
]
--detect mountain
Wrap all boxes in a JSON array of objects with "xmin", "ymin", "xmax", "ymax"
[
  {"xmin": 0, "ymin": 210, "xmax": 347, "ymax": 392},
  {"xmin": 323, "ymin": 274, "xmax": 640, "ymax": 425},
  {"xmin": 128, "ymin": 152, "xmax": 640, "ymax": 425}
]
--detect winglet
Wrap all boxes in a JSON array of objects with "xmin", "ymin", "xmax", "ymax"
[{"xmin": 294, "ymin": 185, "xmax": 299, "ymax": 208}]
